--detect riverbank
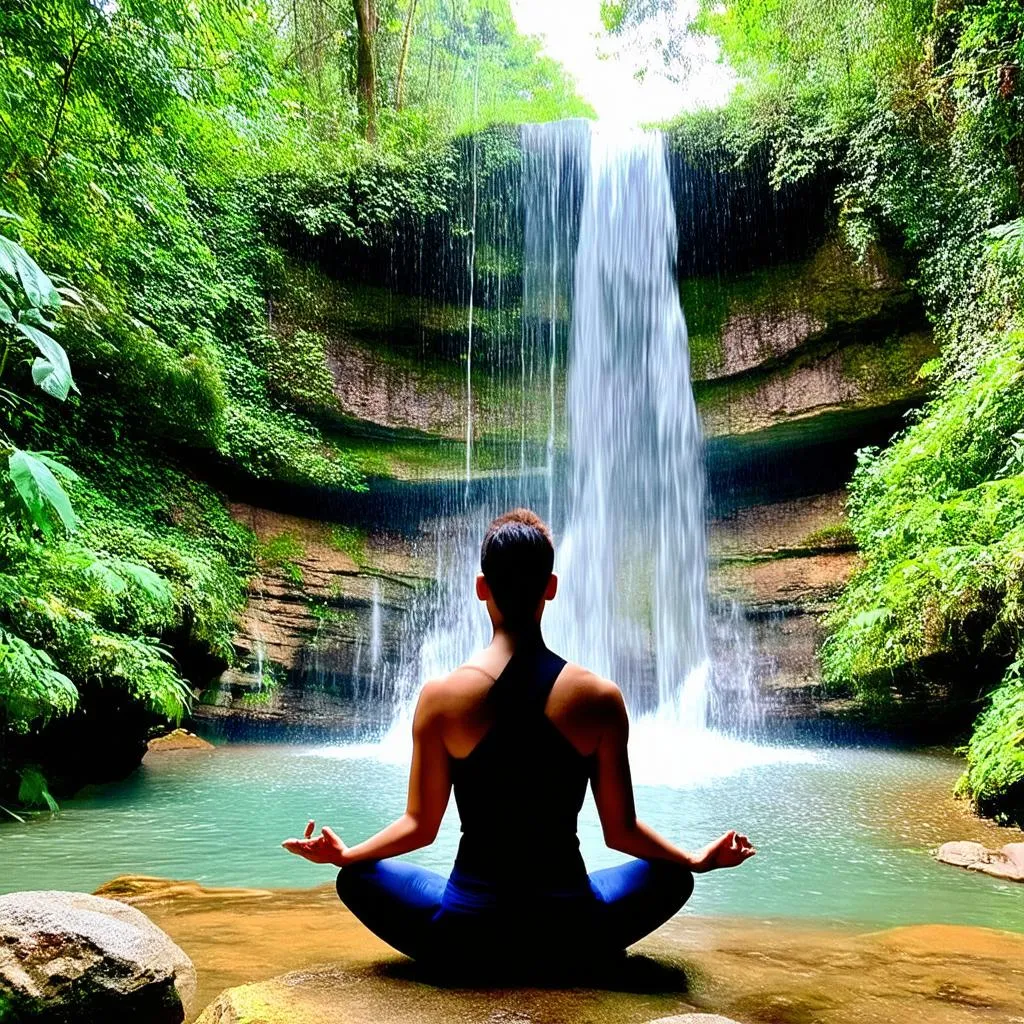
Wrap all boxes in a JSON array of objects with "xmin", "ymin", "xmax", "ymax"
[{"xmin": 97, "ymin": 875, "xmax": 1024, "ymax": 1023}]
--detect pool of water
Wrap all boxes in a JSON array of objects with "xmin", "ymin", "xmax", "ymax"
[{"xmin": 2, "ymin": 740, "xmax": 1021, "ymax": 931}]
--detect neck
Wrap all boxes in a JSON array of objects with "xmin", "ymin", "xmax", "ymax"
[{"xmin": 492, "ymin": 619, "xmax": 544, "ymax": 650}]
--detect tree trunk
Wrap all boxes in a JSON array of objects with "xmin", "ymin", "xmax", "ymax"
[
  {"xmin": 353, "ymin": 0, "xmax": 378, "ymax": 142},
  {"xmin": 394, "ymin": 0, "xmax": 418, "ymax": 111}
]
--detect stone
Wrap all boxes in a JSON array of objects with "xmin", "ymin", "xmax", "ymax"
[
  {"xmin": 145, "ymin": 729, "xmax": 214, "ymax": 755},
  {"xmin": 935, "ymin": 841, "xmax": 1024, "ymax": 882},
  {"xmin": 0, "ymin": 890, "xmax": 196, "ymax": 1023},
  {"xmin": 646, "ymin": 1017, "xmax": 743, "ymax": 1024},
  {"xmin": 697, "ymin": 330, "xmax": 936, "ymax": 441}
]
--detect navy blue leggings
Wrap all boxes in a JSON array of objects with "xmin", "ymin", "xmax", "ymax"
[{"xmin": 336, "ymin": 858, "xmax": 694, "ymax": 965}]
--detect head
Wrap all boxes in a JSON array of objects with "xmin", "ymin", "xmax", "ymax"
[{"xmin": 476, "ymin": 508, "xmax": 557, "ymax": 631}]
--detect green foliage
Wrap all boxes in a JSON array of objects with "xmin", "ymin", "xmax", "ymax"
[
  {"xmin": 263, "ymin": 328, "xmax": 339, "ymax": 417},
  {"xmin": 690, "ymin": 0, "xmax": 1024, "ymax": 818},
  {"xmin": 0, "ymin": 230, "xmax": 82, "ymax": 540},
  {"xmin": 5, "ymin": 450, "xmax": 80, "ymax": 538},
  {"xmin": 958, "ymin": 661, "xmax": 1024, "ymax": 825},
  {"xmin": 0, "ymin": 623, "xmax": 78, "ymax": 732},
  {"xmin": 822, "ymin": 339, "xmax": 1024, "ymax": 690},
  {"xmin": 222, "ymin": 402, "xmax": 365, "ymax": 491},
  {"xmin": 17, "ymin": 766, "xmax": 59, "ymax": 813},
  {"xmin": 0, "ymin": 0, "xmax": 587, "ymax": 806}
]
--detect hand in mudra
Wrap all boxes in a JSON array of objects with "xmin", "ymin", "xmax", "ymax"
[
  {"xmin": 282, "ymin": 820, "xmax": 347, "ymax": 866},
  {"xmin": 694, "ymin": 830, "xmax": 755, "ymax": 872}
]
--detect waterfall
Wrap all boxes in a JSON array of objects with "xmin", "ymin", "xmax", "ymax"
[
  {"xmin": 547, "ymin": 126, "xmax": 710, "ymax": 726},
  {"xmin": 358, "ymin": 121, "xmax": 769, "ymax": 776}
]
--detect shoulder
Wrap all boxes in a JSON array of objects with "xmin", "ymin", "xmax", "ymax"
[
  {"xmin": 557, "ymin": 663, "xmax": 627, "ymax": 717},
  {"xmin": 417, "ymin": 666, "xmax": 492, "ymax": 715}
]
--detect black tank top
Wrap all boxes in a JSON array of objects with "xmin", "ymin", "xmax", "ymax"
[{"xmin": 450, "ymin": 636, "xmax": 592, "ymax": 888}]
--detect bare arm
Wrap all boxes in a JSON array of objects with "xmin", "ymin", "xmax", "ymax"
[
  {"xmin": 591, "ymin": 685, "xmax": 755, "ymax": 873},
  {"xmin": 282, "ymin": 681, "xmax": 452, "ymax": 867}
]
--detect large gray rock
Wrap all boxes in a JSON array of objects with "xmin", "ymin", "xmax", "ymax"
[
  {"xmin": 935, "ymin": 841, "xmax": 1024, "ymax": 882},
  {"xmin": 0, "ymin": 890, "xmax": 196, "ymax": 1023}
]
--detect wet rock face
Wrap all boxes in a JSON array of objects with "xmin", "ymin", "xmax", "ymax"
[
  {"xmin": 326, "ymin": 338, "xmax": 468, "ymax": 440},
  {"xmin": 195, "ymin": 504, "xmax": 430, "ymax": 737},
  {"xmin": 687, "ymin": 238, "xmax": 912, "ymax": 384},
  {"xmin": 0, "ymin": 891, "xmax": 196, "ymax": 1024},
  {"xmin": 709, "ymin": 491, "xmax": 859, "ymax": 728}
]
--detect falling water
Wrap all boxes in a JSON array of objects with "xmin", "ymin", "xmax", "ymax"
[
  {"xmin": 369, "ymin": 578, "xmax": 383, "ymax": 673},
  {"xmin": 346, "ymin": 121, "xmax": 774, "ymax": 778},
  {"xmin": 548, "ymin": 126, "xmax": 709, "ymax": 727},
  {"xmin": 520, "ymin": 121, "xmax": 587, "ymax": 519}
]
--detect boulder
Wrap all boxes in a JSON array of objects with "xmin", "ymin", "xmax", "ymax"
[
  {"xmin": 935, "ymin": 841, "xmax": 1024, "ymax": 882},
  {"xmin": 0, "ymin": 891, "xmax": 196, "ymax": 1023},
  {"xmin": 145, "ymin": 729, "xmax": 215, "ymax": 755}
]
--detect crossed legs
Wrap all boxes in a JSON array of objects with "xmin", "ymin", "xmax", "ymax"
[{"xmin": 336, "ymin": 857, "xmax": 693, "ymax": 963}]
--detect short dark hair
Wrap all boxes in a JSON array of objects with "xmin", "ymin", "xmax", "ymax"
[{"xmin": 480, "ymin": 509, "xmax": 554, "ymax": 625}]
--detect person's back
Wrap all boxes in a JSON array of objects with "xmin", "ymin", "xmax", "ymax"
[
  {"xmin": 284, "ymin": 508, "xmax": 755, "ymax": 971},
  {"xmin": 448, "ymin": 638, "xmax": 590, "ymax": 889}
]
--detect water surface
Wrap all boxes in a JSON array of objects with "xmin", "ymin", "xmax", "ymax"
[{"xmin": 2, "ymin": 741, "xmax": 1021, "ymax": 932}]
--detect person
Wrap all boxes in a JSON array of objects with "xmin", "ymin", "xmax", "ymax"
[{"xmin": 283, "ymin": 508, "xmax": 755, "ymax": 970}]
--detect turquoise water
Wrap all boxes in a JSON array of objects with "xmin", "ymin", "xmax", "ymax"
[{"xmin": 1, "ymin": 742, "xmax": 1021, "ymax": 931}]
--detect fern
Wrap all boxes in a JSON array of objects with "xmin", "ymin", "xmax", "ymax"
[{"xmin": 0, "ymin": 624, "xmax": 78, "ymax": 731}]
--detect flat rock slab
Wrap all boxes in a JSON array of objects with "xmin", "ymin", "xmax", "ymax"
[
  {"xmin": 0, "ymin": 890, "xmax": 196, "ymax": 1024},
  {"xmin": 646, "ymin": 1017, "xmax": 743, "ymax": 1023},
  {"xmin": 109, "ymin": 877, "xmax": 1024, "ymax": 1024},
  {"xmin": 935, "ymin": 841, "xmax": 1024, "ymax": 882}
]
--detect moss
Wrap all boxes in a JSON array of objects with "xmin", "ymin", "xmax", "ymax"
[
  {"xmin": 800, "ymin": 523, "xmax": 857, "ymax": 550},
  {"xmin": 257, "ymin": 533, "xmax": 305, "ymax": 585},
  {"xmin": 696, "ymin": 329, "xmax": 935, "ymax": 438},
  {"xmin": 679, "ymin": 276, "xmax": 731, "ymax": 378},
  {"xmin": 681, "ymin": 237, "xmax": 909, "ymax": 381},
  {"xmin": 276, "ymin": 261, "xmax": 527, "ymax": 362},
  {"xmin": 328, "ymin": 526, "xmax": 366, "ymax": 565},
  {"xmin": 839, "ymin": 331, "xmax": 937, "ymax": 402},
  {"xmin": 272, "ymin": 260, "xmax": 563, "ymax": 450},
  {"xmin": 345, "ymin": 435, "xmax": 517, "ymax": 481}
]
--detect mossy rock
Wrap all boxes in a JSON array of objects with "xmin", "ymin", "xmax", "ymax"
[{"xmin": 683, "ymin": 237, "xmax": 913, "ymax": 382}]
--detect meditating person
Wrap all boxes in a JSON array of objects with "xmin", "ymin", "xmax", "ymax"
[{"xmin": 283, "ymin": 508, "xmax": 755, "ymax": 967}]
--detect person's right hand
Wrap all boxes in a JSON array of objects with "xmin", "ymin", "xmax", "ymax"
[
  {"xmin": 281, "ymin": 819, "xmax": 348, "ymax": 866},
  {"xmin": 692, "ymin": 830, "xmax": 756, "ymax": 872}
]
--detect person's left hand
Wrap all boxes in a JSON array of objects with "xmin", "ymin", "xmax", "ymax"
[
  {"xmin": 282, "ymin": 820, "xmax": 348, "ymax": 866},
  {"xmin": 692, "ymin": 830, "xmax": 756, "ymax": 872}
]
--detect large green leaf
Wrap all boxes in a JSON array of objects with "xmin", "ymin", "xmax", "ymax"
[
  {"xmin": 17, "ymin": 322, "xmax": 77, "ymax": 400},
  {"xmin": 0, "ymin": 624, "xmax": 78, "ymax": 731},
  {"xmin": 0, "ymin": 236, "xmax": 59, "ymax": 310},
  {"xmin": 8, "ymin": 449, "xmax": 80, "ymax": 538},
  {"xmin": 31, "ymin": 452, "xmax": 80, "ymax": 483}
]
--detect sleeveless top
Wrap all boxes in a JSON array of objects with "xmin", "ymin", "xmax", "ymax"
[{"xmin": 449, "ymin": 635, "xmax": 593, "ymax": 888}]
